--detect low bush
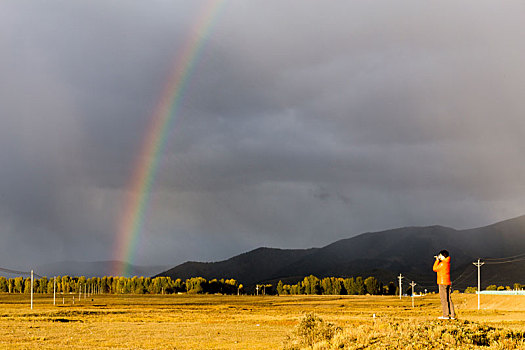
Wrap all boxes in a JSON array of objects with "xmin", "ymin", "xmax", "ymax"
[
  {"xmin": 283, "ymin": 313, "xmax": 340, "ymax": 349},
  {"xmin": 284, "ymin": 314, "xmax": 525, "ymax": 349}
]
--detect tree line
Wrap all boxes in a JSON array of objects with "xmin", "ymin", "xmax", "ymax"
[
  {"xmin": 276, "ymin": 275, "xmax": 398, "ymax": 295},
  {"xmin": 0, "ymin": 274, "xmax": 400, "ymax": 296},
  {"xmin": 464, "ymin": 283, "xmax": 525, "ymax": 294},
  {"xmin": 0, "ymin": 276, "xmax": 242, "ymax": 295}
]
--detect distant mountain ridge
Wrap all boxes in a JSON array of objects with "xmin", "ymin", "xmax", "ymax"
[
  {"xmin": 36, "ymin": 260, "xmax": 168, "ymax": 278},
  {"xmin": 157, "ymin": 215, "xmax": 525, "ymax": 290}
]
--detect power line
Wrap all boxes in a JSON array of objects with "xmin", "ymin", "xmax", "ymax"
[
  {"xmin": 484, "ymin": 252, "xmax": 525, "ymax": 261},
  {"xmin": 452, "ymin": 268, "xmax": 476, "ymax": 285},
  {"xmin": 481, "ymin": 274, "xmax": 507, "ymax": 286},
  {"xmin": 0, "ymin": 267, "xmax": 31, "ymax": 275},
  {"xmin": 484, "ymin": 257, "xmax": 525, "ymax": 265},
  {"xmin": 0, "ymin": 267, "xmax": 43, "ymax": 279}
]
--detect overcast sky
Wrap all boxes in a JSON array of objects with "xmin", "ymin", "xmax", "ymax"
[{"xmin": 2, "ymin": 1, "xmax": 525, "ymax": 269}]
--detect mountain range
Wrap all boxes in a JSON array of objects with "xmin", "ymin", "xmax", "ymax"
[
  {"xmin": 157, "ymin": 215, "xmax": 525, "ymax": 290},
  {"xmin": 36, "ymin": 260, "xmax": 168, "ymax": 278}
]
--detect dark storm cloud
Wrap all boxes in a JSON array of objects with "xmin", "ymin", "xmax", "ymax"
[{"xmin": 1, "ymin": 1, "xmax": 525, "ymax": 269}]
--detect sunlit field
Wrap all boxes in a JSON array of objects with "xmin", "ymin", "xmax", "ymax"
[{"xmin": 1, "ymin": 293, "xmax": 525, "ymax": 349}]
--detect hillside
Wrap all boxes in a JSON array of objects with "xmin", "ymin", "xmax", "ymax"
[
  {"xmin": 157, "ymin": 215, "xmax": 525, "ymax": 290},
  {"xmin": 159, "ymin": 247, "xmax": 318, "ymax": 286}
]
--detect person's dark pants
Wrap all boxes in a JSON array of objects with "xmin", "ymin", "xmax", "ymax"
[{"xmin": 438, "ymin": 284, "xmax": 455, "ymax": 318}]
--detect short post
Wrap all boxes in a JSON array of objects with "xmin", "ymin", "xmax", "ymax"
[{"xmin": 30, "ymin": 270, "xmax": 34, "ymax": 310}]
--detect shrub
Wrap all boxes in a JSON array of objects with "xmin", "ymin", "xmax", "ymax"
[
  {"xmin": 283, "ymin": 313, "xmax": 340, "ymax": 349},
  {"xmin": 284, "ymin": 318, "xmax": 525, "ymax": 349}
]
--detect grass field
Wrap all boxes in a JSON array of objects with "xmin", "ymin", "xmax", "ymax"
[{"xmin": 1, "ymin": 293, "xmax": 525, "ymax": 349}]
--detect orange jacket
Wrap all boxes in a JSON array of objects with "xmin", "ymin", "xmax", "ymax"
[{"xmin": 433, "ymin": 256, "xmax": 451, "ymax": 285}]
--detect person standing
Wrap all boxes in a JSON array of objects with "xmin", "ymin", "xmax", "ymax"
[{"xmin": 433, "ymin": 249, "xmax": 456, "ymax": 320}]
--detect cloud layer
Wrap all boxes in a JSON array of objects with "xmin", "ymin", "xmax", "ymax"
[{"xmin": 2, "ymin": 1, "xmax": 525, "ymax": 269}]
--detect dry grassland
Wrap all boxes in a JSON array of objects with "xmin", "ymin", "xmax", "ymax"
[{"xmin": 1, "ymin": 293, "xmax": 525, "ymax": 349}]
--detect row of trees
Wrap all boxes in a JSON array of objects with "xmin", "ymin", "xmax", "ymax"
[
  {"xmin": 0, "ymin": 276, "xmax": 242, "ymax": 295},
  {"xmin": 276, "ymin": 275, "xmax": 398, "ymax": 296},
  {"xmin": 464, "ymin": 283, "xmax": 525, "ymax": 293},
  {"xmin": 0, "ymin": 274, "xmax": 401, "ymax": 296}
]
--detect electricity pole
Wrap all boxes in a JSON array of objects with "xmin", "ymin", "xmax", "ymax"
[
  {"xmin": 398, "ymin": 274, "xmax": 404, "ymax": 300},
  {"xmin": 473, "ymin": 259, "xmax": 484, "ymax": 310},
  {"xmin": 30, "ymin": 270, "xmax": 34, "ymax": 310},
  {"xmin": 410, "ymin": 281, "xmax": 416, "ymax": 307}
]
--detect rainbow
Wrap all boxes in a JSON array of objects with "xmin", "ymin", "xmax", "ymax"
[{"xmin": 113, "ymin": 0, "xmax": 225, "ymax": 276}]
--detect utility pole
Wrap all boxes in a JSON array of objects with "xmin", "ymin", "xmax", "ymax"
[
  {"xmin": 30, "ymin": 270, "xmax": 34, "ymax": 310},
  {"xmin": 398, "ymin": 274, "xmax": 404, "ymax": 300},
  {"xmin": 473, "ymin": 259, "xmax": 485, "ymax": 310},
  {"xmin": 410, "ymin": 281, "xmax": 416, "ymax": 307}
]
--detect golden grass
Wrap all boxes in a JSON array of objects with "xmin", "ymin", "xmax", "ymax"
[{"xmin": 1, "ymin": 293, "xmax": 525, "ymax": 349}]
